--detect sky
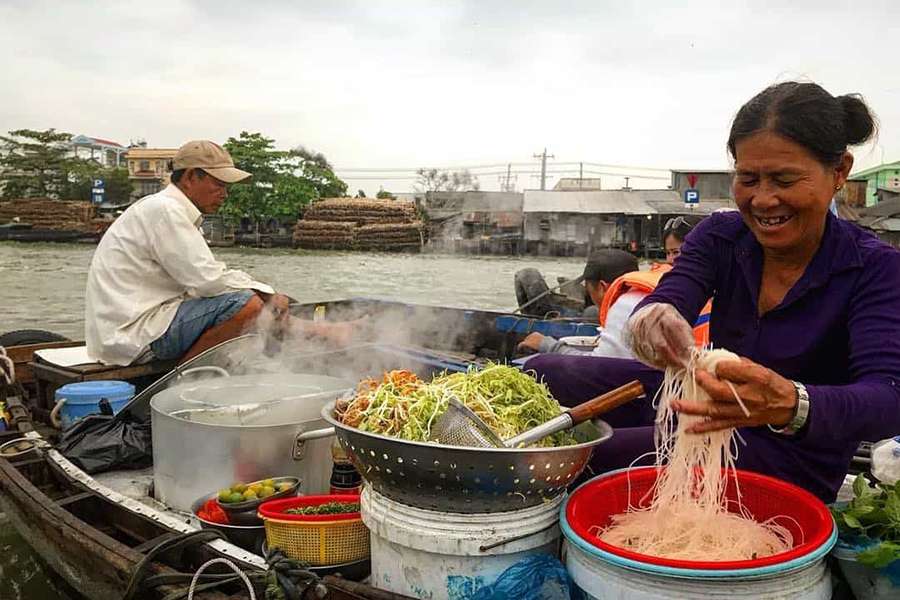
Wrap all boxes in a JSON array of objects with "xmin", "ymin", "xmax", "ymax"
[{"xmin": 2, "ymin": 0, "xmax": 899, "ymax": 193}]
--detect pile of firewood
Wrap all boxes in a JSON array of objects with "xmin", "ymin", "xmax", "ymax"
[
  {"xmin": 293, "ymin": 198, "xmax": 424, "ymax": 252},
  {"xmin": 0, "ymin": 198, "xmax": 96, "ymax": 231},
  {"xmin": 356, "ymin": 222, "xmax": 423, "ymax": 251},
  {"xmin": 292, "ymin": 220, "xmax": 356, "ymax": 249}
]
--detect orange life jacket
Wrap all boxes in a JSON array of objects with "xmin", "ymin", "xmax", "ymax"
[{"xmin": 598, "ymin": 264, "xmax": 711, "ymax": 347}]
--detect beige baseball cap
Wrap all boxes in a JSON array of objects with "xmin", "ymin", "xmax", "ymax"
[{"xmin": 172, "ymin": 140, "xmax": 251, "ymax": 183}]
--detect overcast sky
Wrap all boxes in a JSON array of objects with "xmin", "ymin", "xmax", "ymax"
[{"xmin": 2, "ymin": 1, "xmax": 898, "ymax": 193}]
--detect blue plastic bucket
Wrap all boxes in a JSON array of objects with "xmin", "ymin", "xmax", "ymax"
[{"xmin": 54, "ymin": 380, "xmax": 135, "ymax": 429}]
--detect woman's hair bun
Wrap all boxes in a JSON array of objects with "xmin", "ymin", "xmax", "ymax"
[{"xmin": 839, "ymin": 94, "xmax": 876, "ymax": 146}]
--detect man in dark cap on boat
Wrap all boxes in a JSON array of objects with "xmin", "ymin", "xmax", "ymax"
[
  {"xmin": 85, "ymin": 140, "xmax": 357, "ymax": 366},
  {"xmin": 516, "ymin": 249, "xmax": 641, "ymax": 358}
]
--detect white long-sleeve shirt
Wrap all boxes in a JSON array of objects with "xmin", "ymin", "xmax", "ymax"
[
  {"xmin": 85, "ymin": 184, "xmax": 273, "ymax": 365},
  {"xmin": 537, "ymin": 289, "xmax": 647, "ymax": 359}
]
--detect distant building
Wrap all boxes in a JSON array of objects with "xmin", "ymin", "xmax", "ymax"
[
  {"xmin": 670, "ymin": 169, "xmax": 733, "ymax": 199},
  {"xmin": 125, "ymin": 147, "xmax": 177, "ymax": 199},
  {"xmin": 848, "ymin": 161, "xmax": 900, "ymax": 207},
  {"xmin": 856, "ymin": 190, "xmax": 900, "ymax": 248},
  {"xmin": 553, "ymin": 177, "xmax": 602, "ymax": 191},
  {"xmin": 523, "ymin": 189, "xmax": 660, "ymax": 256},
  {"xmin": 420, "ymin": 191, "xmax": 523, "ymax": 254},
  {"xmin": 522, "ymin": 186, "xmax": 735, "ymax": 257},
  {"xmin": 69, "ymin": 134, "xmax": 127, "ymax": 168}
]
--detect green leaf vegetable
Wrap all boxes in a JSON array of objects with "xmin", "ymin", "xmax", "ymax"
[
  {"xmin": 832, "ymin": 473, "xmax": 900, "ymax": 568},
  {"xmin": 338, "ymin": 363, "xmax": 577, "ymax": 447},
  {"xmin": 285, "ymin": 502, "xmax": 360, "ymax": 515}
]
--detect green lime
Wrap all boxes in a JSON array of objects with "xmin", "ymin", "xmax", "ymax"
[
  {"xmin": 259, "ymin": 486, "xmax": 275, "ymax": 498},
  {"xmin": 262, "ymin": 478, "xmax": 275, "ymax": 488},
  {"xmin": 228, "ymin": 492, "xmax": 244, "ymax": 504},
  {"xmin": 242, "ymin": 490, "xmax": 258, "ymax": 501},
  {"xmin": 231, "ymin": 483, "xmax": 247, "ymax": 493},
  {"xmin": 217, "ymin": 489, "xmax": 231, "ymax": 502}
]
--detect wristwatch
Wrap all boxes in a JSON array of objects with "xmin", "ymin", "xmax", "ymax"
[{"xmin": 768, "ymin": 381, "xmax": 810, "ymax": 436}]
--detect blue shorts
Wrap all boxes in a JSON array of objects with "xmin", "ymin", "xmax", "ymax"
[{"xmin": 149, "ymin": 291, "xmax": 255, "ymax": 360}]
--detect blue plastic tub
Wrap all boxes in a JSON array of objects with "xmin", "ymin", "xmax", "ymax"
[{"xmin": 54, "ymin": 380, "xmax": 135, "ymax": 429}]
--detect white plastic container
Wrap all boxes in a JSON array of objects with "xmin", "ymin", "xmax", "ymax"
[
  {"xmin": 832, "ymin": 542, "xmax": 900, "ymax": 600},
  {"xmin": 565, "ymin": 539, "xmax": 832, "ymax": 600},
  {"xmin": 361, "ymin": 486, "xmax": 562, "ymax": 600}
]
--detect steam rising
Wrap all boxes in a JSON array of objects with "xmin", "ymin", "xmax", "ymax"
[{"xmin": 191, "ymin": 299, "xmax": 483, "ymax": 385}]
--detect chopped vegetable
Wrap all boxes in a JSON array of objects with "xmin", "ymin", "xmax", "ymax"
[
  {"xmin": 832, "ymin": 473, "xmax": 900, "ymax": 568},
  {"xmin": 285, "ymin": 502, "xmax": 360, "ymax": 515},
  {"xmin": 336, "ymin": 363, "xmax": 576, "ymax": 447},
  {"xmin": 197, "ymin": 498, "xmax": 229, "ymax": 524}
]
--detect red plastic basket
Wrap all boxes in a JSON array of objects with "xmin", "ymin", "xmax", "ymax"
[
  {"xmin": 565, "ymin": 467, "xmax": 834, "ymax": 571},
  {"xmin": 258, "ymin": 495, "xmax": 361, "ymax": 522}
]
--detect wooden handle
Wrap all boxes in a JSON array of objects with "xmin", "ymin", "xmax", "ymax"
[{"xmin": 566, "ymin": 380, "xmax": 645, "ymax": 425}]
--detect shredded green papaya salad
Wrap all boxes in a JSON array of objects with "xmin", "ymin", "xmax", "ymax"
[{"xmin": 335, "ymin": 363, "xmax": 577, "ymax": 447}]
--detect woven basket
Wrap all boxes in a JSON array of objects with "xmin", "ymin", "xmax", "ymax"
[{"xmin": 258, "ymin": 495, "xmax": 369, "ymax": 565}]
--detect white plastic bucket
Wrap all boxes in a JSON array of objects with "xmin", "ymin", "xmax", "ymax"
[
  {"xmin": 565, "ymin": 539, "xmax": 832, "ymax": 600},
  {"xmin": 361, "ymin": 486, "xmax": 562, "ymax": 600}
]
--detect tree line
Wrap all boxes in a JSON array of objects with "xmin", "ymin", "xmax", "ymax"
[{"xmin": 0, "ymin": 128, "xmax": 481, "ymax": 224}]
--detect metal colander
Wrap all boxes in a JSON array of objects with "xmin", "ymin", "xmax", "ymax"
[{"xmin": 321, "ymin": 401, "xmax": 613, "ymax": 513}]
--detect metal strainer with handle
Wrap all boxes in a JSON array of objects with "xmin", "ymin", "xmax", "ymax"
[
  {"xmin": 321, "ymin": 401, "xmax": 616, "ymax": 513},
  {"xmin": 430, "ymin": 380, "xmax": 644, "ymax": 448}
]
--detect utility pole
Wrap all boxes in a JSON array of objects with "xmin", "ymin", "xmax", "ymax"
[
  {"xmin": 579, "ymin": 162, "xmax": 583, "ymax": 189},
  {"xmin": 533, "ymin": 148, "xmax": 555, "ymax": 190},
  {"xmin": 498, "ymin": 163, "xmax": 516, "ymax": 192}
]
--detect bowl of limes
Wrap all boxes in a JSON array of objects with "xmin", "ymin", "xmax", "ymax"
[{"xmin": 215, "ymin": 476, "xmax": 301, "ymax": 525}]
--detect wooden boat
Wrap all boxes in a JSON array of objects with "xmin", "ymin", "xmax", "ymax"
[
  {"xmin": 0, "ymin": 222, "xmax": 97, "ymax": 243},
  {"xmin": 0, "ymin": 297, "xmax": 877, "ymax": 599},
  {"xmin": 0, "ymin": 298, "xmax": 591, "ymax": 600}
]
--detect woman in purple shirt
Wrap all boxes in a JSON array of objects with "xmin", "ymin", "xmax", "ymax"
[{"xmin": 529, "ymin": 82, "xmax": 900, "ymax": 502}]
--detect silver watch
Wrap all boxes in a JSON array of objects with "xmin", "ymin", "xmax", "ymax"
[{"xmin": 768, "ymin": 381, "xmax": 810, "ymax": 436}]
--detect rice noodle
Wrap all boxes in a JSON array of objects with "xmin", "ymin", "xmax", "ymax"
[{"xmin": 594, "ymin": 348, "xmax": 794, "ymax": 561}]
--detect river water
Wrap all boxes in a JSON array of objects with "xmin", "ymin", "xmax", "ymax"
[{"xmin": 0, "ymin": 241, "xmax": 584, "ymax": 599}]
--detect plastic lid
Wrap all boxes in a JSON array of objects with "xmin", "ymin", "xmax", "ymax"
[{"xmin": 56, "ymin": 380, "xmax": 135, "ymax": 400}]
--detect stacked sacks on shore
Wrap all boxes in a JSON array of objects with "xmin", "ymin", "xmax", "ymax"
[
  {"xmin": 292, "ymin": 220, "xmax": 356, "ymax": 249},
  {"xmin": 293, "ymin": 198, "xmax": 424, "ymax": 252},
  {"xmin": 0, "ymin": 198, "xmax": 96, "ymax": 232}
]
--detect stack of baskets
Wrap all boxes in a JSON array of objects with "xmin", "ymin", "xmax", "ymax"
[
  {"xmin": 560, "ymin": 467, "xmax": 838, "ymax": 600},
  {"xmin": 258, "ymin": 495, "xmax": 369, "ymax": 566}
]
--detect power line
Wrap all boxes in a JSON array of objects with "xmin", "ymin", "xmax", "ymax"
[
  {"xmin": 333, "ymin": 161, "xmax": 672, "ymax": 173},
  {"xmin": 339, "ymin": 169, "xmax": 669, "ymax": 181}
]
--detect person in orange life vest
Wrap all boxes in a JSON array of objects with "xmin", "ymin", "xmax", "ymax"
[
  {"xmin": 517, "ymin": 220, "xmax": 712, "ymax": 357},
  {"xmin": 517, "ymin": 250, "xmax": 641, "ymax": 359}
]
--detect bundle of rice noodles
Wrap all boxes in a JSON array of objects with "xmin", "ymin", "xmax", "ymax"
[{"xmin": 595, "ymin": 348, "xmax": 793, "ymax": 562}]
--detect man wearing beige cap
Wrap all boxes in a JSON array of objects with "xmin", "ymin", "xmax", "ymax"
[{"xmin": 85, "ymin": 140, "xmax": 352, "ymax": 365}]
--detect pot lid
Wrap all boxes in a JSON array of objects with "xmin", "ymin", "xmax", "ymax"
[{"xmin": 150, "ymin": 373, "xmax": 353, "ymax": 427}]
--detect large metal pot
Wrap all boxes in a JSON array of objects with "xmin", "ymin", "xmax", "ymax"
[{"xmin": 151, "ymin": 373, "xmax": 352, "ymax": 512}]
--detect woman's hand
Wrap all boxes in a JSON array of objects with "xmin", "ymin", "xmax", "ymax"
[
  {"xmin": 673, "ymin": 357, "xmax": 797, "ymax": 433},
  {"xmin": 626, "ymin": 303, "xmax": 694, "ymax": 369}
]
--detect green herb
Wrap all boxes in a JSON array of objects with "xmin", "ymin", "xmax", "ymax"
[
  {"xmin": 831, "ymin": 474, "xmax": 900, "ymax": 568},
  {"xmin": 285, "ymin": 502, "xmax": 360, "ymax": 515},
  {"xmin": 340, "ymin": 363, "xmax": 577, "ymax": 447}
]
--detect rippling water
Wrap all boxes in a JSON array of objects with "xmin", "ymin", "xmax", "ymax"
[{"xmin": 0, "ymin": 241, "xmax": 584, "ymax": 598}]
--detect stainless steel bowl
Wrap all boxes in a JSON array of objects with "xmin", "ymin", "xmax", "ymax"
[
  {"xmin": 217, "ymin": 476, "xmax": 301, "ymax": 525},
  {"xmin": 191, "ymin": 493, "xmax": 265, "ymax": 552},
  {"xmin": 322, "ymin": 401, "xmax": 613, "ymax": 513}
]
